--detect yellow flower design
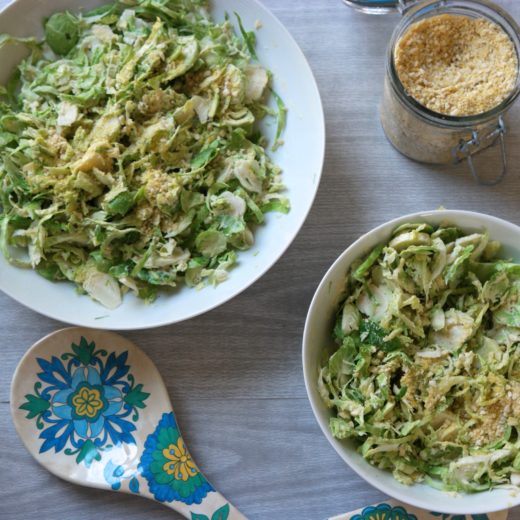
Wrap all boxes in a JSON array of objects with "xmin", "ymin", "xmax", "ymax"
[
  {"xmin": 72, "ymin": 387, "xmax": 104, "ymax": 418},
  {"xmin": 162, "ymin": 438, "xmax": 198, "ymax": 481}
]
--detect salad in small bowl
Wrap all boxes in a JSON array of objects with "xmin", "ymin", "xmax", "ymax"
[{"xmin": 303, "ymin": 210, "xmax": 520, "ymax": 514}]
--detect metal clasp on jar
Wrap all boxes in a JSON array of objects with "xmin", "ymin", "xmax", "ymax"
[{"xmin": 453, "ymin": 117, "xmax": 507, "ymax": 186}]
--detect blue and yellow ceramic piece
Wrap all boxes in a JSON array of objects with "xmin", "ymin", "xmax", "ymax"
[
  {"xmin": 329, "ymin": 501, "xmax": 507, "ymax": 520},
  {"xmin": 10, "ymin": 327, "xmax": 245, "ymax": 520},
  {"xmin": 351, "ymin": 504, "xmax": 417, "ymax": 520},
  {"xmin": 19, "ymin": 336, "xmax": 148, "ymax": 466},
  {"xmin": 140, "ymin": 412, "xmax": 214, "ymax": 504}
]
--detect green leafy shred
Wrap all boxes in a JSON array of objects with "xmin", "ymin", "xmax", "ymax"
[
  {"xmin": 271, "ymin": 90, "xmax": 287, "ymax": 152},
  {"xmin": 44, "ymin": 12, "xmax": 80, "ymax": 55},
  {"xmin": 352, "ymin": 244, "xmax": 383, "ymax": 282},
  {"xmin": 319, "ymin": 222, "xmax": 520, "ymax": 492},
  {"xmin": 234, "ymin": 11, "xmax": 258, "ymax": 60},
  {"xmin": 0, "ymin": 0, "xmax": 288, "ymax": 308}
]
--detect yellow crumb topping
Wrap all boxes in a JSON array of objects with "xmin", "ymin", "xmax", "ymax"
[{"xmin": 394, "ymin": 14, "xmax": 518, "ymax": 116}]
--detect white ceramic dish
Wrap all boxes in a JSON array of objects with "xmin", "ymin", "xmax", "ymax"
[
  {"xmin": 303, "ymin": 210, "xmax": 520, "ymax": 514},
  {"xmin": 0, "ymin": 0, "xmax": 324, "ymax": 329}
]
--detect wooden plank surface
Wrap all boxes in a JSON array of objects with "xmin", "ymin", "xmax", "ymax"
[{"xmin": 1, "ymin": 0, "xmax": 520, "ymax": 519}]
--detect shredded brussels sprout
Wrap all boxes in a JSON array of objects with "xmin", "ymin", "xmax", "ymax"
[
  {"xmin": 319, "ymin": 223, "xmax": 520, "ymax": 492},
  {"xmin": 0, "ymin": 0, "xmax": 288, "ymax": 308}
]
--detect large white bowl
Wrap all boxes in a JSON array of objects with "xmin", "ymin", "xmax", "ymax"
[
  {"xmin": 0, "ymin": 0, "xmax": 324, "ymax": 329},
  {"xmin": 303, "ymin": 210, "xmax": 520, "ymax": 514}
]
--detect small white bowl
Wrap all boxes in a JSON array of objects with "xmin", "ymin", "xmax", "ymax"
[{"xmin": 302, "ymin": 210, "xmax": 520, "ymax": 514}]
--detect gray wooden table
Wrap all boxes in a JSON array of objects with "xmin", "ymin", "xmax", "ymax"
[{"xmin": 1, "ymin": 0, "xmax": 520, "ymax": 519}]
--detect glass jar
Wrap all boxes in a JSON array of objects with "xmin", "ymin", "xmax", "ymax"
[{"xmin": 344, "ymin": 0, "xmax": 520, "ymax": 185}]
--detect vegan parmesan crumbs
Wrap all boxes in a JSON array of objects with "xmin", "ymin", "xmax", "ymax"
[{"xmin": 394, "ymin": 14, "xmax": 518, "ymax": 116}]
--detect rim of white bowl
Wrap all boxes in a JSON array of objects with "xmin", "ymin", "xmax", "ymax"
[
  {"xmin": 0, "ymin": 0, "xmax": 325, "ymax": 330},
  {"xmin": 303, "ymin": 209, "xmax": 520, "ymax": 513}
]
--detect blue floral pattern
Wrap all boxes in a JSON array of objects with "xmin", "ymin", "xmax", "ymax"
[
  {"xmin": 19, "ymin": 336, "xmax": 149, "ymax": 466},
  {"xmin": 350, "ymin": 504, "xmax": 489, "ymax": 520},
  {"xmin": 139, "ymin": 412, "xmax": 214, "ymax": 505},
  {"xmin": 352, "ymin": 503, "xmax": 418, "ymax": 520},
  {"xmin": 103, "ymin": 459, "xmax": 140, "ymax": 493}
]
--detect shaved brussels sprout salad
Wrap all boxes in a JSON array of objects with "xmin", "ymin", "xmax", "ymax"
[
  {"xmin": 319, "ymin": 223, "xmax": 520, "ymax": 492},
  {"xmin": 0, "ymin": 0, "xmax": 288, "ymax": 308}
]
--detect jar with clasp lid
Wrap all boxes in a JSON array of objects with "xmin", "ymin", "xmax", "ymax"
[{"xmin": 343, "ymin": 0, "xmax": 520, "ymax": 185}]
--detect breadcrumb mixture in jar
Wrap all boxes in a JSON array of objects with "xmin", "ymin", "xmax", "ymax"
[
  {"xmin": 394, "ymin": 14, "xmax": 518, "ymax": 116},
  {"xmin": 379, "ymin": 0, "xmax": 520, "ymax": 176}
]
